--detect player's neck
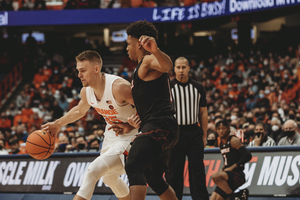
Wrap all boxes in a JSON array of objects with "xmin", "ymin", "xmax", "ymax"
[
  {"xmin": 221, "ymin": 134, "xmax": 230, "ymax": 144},
  {"xmin": 91, "ymin": 73, "xmax": 105, "ymax": 101}
]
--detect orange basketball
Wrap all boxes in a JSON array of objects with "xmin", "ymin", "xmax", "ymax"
[{"xmin": 26, "ymin": 130, "xmax": 55, "ymax": 160}]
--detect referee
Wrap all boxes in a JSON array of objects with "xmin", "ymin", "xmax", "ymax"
[{"xmin": 166, "ymin": 57, "xmax": 209, "ymax": 200}]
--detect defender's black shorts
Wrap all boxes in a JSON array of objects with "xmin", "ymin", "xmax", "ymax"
[{"xmin": 226, "ymin": 171, "xmax": 245, "ymax": 191}]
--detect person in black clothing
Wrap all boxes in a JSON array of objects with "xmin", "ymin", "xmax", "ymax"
[
  {"xmin": 210, "ymin": 120, "xmax": 252, "ymax": 200},
  {"xmin": 165, "ymin": 57, "xmax": 209, "ymax": 200},
  {"xmin": 112, "ymin": 20, "xmax": 179, "ymax": 200}
]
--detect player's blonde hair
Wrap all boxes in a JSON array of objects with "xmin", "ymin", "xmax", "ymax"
[{"xmin": 76, "ymin": 50, "xmax": 103, "ymax": 67}]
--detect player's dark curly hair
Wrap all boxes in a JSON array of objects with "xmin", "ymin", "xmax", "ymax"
[
  {"xmin": 215, "ymin": 119, "xmax": 230, "ymax": 129},
  {"xmin": 126, "ymin": 20, "xmax": 158, "ymax": 40}
]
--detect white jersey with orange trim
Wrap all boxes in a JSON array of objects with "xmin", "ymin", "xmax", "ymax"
[{"xmin": 86, "ymin": 73, "xmax": 138, "ymax": 140}]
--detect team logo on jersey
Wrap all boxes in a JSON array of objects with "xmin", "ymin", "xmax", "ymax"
[
  {"xmin": 109, "ymin": 105, "xmax": 114, "ymax": 110},
  {"xmin": 106, "ymin": 100, "xmax": 112, "ymax": 104}
]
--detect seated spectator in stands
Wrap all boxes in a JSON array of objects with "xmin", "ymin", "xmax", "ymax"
[
  {"xmin": 57, "ymin": 134, "xmax": 70, "ymax": 153},
  {"xmin": 9, "ymin": 139, "xmax": 27, "ymax": 154},
  {"xmin": 75, "ymin": 136, "xmax": 88, "ymax": 152},
  {"xmin": 269, "ymin": 117, "xmax": 284, "ymax": 144},
  {"xmin": 16, "ymin": 90, "xmax": 30, "ymax": 108},
  {"xmin": 254, "ymin": 90, "xmax": 270, "ymax": 109},
  {"xmin": 245, "ymin": 90, "xmax": 257, "ymax": 111},
  {"xmin": 89, "ymin": 138, "xmax": 101, "ymax": 151},
  {"xmin": 278, "ymin": 119, "xmax": 300, "ymax": 146},
  {"xmin": 28, "ymin": 112, "xmax": 43, "ymax": 132},
  {"xmin": 7, "ymin": 103, "xmax": 18, "ymax": 118},
  {"xmin": 69, "ymin": 94, "xmax": 80, "ymax": 110},
  {"xmin": 0, "ymin": 139, "xmax": 9, "ymax": 155},
  {"xmin": 206, "ymin": 130, "xmax": 218, "ymax": 148},
  {"xmin": 33, "ymin": 68, "xmax": 48, "ymax": 89},
  {"xmin": 86, "ymin": 133, "xmax": 96, "ymax": 144},
  {"xmin": 0, "ymin": 112, "xmax": 12, "ymax": 129},
  {"xmin": 248, "ymin": 122, "xmax": 275, "ymax": 147},
  {"xmin": 22, "ymin": 102, "xmax": 34, "ymax": 119},
  {"xmin": 13, "ymin": 109, "xmax": 29, "ymax": 127},
  {"xmin": 58, "ymin": 95, "xmax": 69, "ymax": 112}
]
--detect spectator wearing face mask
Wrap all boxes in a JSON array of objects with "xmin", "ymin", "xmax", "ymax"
[
  {"xmin": 75, "ymin": 136, "xmax": 88, "ymax": 152},
  {"xmin": 206, "ymin": 130, "xmax": 218, "ymax": 148},
  {"xmin": 278, "ymin": 120, "xmax": 300, "ymax": 146},
  {"xmin": 269, "ymin": 117, "xmax": 284, "ymax": 144},
  {"xmin": 9, "ymin": 139, "xmax": 27, "ymax": 154},
  {"xmin": 248, "ymin": 122, "xmax": 275, "ymax": 147},
  {"xmin": 254, "ymin": 90, "xmax": 270, "ymax": 109},
  {"xmin": 57, "ymin": 134, "xmax": 70, "ymax": 152},
  {"xmin": 89, "ymin": 138, "xmax": 101, "ymax": 151}
]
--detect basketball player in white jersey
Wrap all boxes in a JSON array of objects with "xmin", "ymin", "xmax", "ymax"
[{"xmin": 41, "ymin": 50, "xmax": 140, "ymax": 200}]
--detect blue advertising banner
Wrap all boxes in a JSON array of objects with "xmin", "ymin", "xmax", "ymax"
[{"xmin": 0, "ymin": 0, "xmax": 300, "ymax": 26}]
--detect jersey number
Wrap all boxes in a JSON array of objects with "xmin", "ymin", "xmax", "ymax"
[
  {"xmin": 223, "ymin": 154, "xmax": 228, "ymax": 166},
  {"xmin": 104, "ymin": 116, "xmax": 123, "ymax": 125}
]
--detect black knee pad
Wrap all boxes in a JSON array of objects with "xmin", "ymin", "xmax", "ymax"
[
  {"xmin": 145, "ymin": 173, "xmax": 169, "ymax": 196},
  {"xmin": 215, "ymin": 186, "xmax": 229, "ymax": 199},
  {"xmin": 125, "ymin": 161, "xmax": 146, "ymax": 186}
]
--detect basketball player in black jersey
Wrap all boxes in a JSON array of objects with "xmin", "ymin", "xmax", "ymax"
[
  {"xmin": 124, "ymin": 20, "xmax": 179, "ymax": 200},
  {"xmin": 211, "ymin": 120, "xmax": 252, "ymax": 200}
]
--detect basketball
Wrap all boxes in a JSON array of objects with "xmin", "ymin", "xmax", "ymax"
[{"xmin": 26, "ymin": 130, "xmax": 55, "ymax": 160}]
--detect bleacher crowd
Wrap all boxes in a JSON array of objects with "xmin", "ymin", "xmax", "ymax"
[
  {"xmin": 1, "ymin": 26, "xmax": 300, "ymax": 155},
  {"xmin": 0, "ymin": 0, "xmax": 202, "ymax": 11}
]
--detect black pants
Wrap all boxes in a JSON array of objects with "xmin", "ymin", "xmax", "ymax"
[{"xmin": 166, "ymin": 125, "xmax": 209, "ymax": 200}]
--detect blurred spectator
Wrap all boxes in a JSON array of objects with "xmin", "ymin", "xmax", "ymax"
[
  {"xmin": 52, "ymin": 100, "xmax": 64, "ymax": 121},
  {"xmin": 269, "ymin": 117, "xmax": 284, "ymax": 144},
  {"xmin": 16, "ymin": 90, "xmax": 31, "ymax": 108},
  {"xmin": 9, "ymin": 139, "xmax": 27, "ymax": 154},
  {"xmin": 58, "ymin": 95, "xmax": 69, "ymax": 112},
  {"xmin": 89, "ymin": 138, "xmax": 101, "ymax": 151},
  {"xmin": 0, "ymin": 139, "xmax": 9, "ymax": 155},
  {"xmin": 206, "ymin": 130, "xmax": 218, "ymax": 148},
  {"xmin": 278, "ymin": 119, "xmax": 300, "ymax": 146},
  {"xmin": 254, "ymin": 89, "xmax": 270, "ymax": 109},
  {"xmin": 22, "ymin": 102, "xmax": 34, "ymax": 119},
  {"xmin": 33, "ymin": 68, "xmax": 48, "ymax": 89},
  {"xmin": 57, "ymin": 134, "xmax": 70, "ymax": 152},
  {"xmin": 75, "ymin": 135, "xmax": 88, "ymax": 152},
  {"xmin": 248, "ymin": 122, "xmax": 275, "ymax": 147},
  {"xmin": 28, "ymin": 112, "xmax": 43, "ymax": 131},
  {"xmin": 13, "ymin": 109, "xmax": 29, "ymax": 127},
  {"xmin": 0, "ymin": 112, "xmax": 12, "ymax": 129},
  {"xmin": 7, "ymin": 102, "xmax": 18, "ymax": 117}
]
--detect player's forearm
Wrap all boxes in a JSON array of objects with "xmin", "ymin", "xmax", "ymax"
[
  {"xmin": 152, "ymin": 48, "xmax": 173, "ymax": 72},
  {"xmin": 55, "ymin": 106, "xmax": 86, "ymax": 127}
]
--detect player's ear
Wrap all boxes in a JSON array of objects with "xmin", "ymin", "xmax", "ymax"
[{"xmin": 95, "ymin": 65, "xmax": 100, "ymax": 73}]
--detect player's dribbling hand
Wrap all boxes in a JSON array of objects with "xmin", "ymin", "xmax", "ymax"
[
  {"xmin": 41, "ymin": 121, "xmax": 61, "ymax": 138},
  {"xmin": 139, "ymin": 35, "xmax": 158, "ymax": 54},
  {"xmin": 128, "ymin": 114, "xmax": 141, "ymax": 129}
]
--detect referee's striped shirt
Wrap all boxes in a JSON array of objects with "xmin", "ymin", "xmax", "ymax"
[{"xmin": 170, "ymin": 78, "xmax": 207, "ymax": 126}]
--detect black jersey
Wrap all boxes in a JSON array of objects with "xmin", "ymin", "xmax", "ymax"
[
  {"xmin": 131, "ymin": 57, "xmax": 175, "ymax": 127},
  {"xmin": 220, "ymin": 135, "xmax": 244, "ymax": 171}
]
